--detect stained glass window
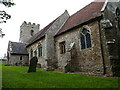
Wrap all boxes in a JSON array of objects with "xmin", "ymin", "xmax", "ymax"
[
  {"xmin": 80, "ymin": 27, "xmax": 92, "ymax": 50},
  {"xmin": 80, "ymin": 34, "xmax": 86, "ymax": 49},
  {"xmin": 86, "ymin": 33, "xmax": 92, "ymax": 48}
]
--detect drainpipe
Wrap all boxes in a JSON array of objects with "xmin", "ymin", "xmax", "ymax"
[{"xmin": 98, "ymin": 20, "xmax": 106, "ymax": 75}]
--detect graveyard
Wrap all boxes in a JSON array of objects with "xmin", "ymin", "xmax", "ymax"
[{"xmin": 1, "ymin": 63, "xmax": 119, "ymax": 88}]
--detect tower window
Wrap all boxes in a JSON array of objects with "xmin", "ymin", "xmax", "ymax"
[
  {"xmin": 80, "ymin": 28, "xmax": 92, "ymax": 50},
  {"xmin": 59, "ymin": 41, "xmax": 66, "ymax": 54},
  {"xmin": 20, "ymin": 56, "xmax": 22, "ymax": 60},
  {"xmin": 31, "ymin": 30, "xmax": 34, "ymax": 36}
]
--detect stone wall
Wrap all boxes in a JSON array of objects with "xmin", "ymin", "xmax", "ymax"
[
  {"xmin": 45, "ymin": 10, "xmax": 69, "ymax": 68},
  {"xmin": 27, "ymin": 10, "xmax": 70, "ymax": 69},
  {"xmin": 101, "ymin": 1, "xmax": 120, "ymax": 77},
  {"xmin": 27, "ymin": 38, "xmax": 47, "ymax": 68},
  {"xmin": 55, "ymin": 21, "xmax": 105, "ymax": 75},
  {"xmin": 8, "ymin": 54, "xmax": 28, "ymax": 65},
  {"xmin": 25, "ymin": 2, "xmax": 120, "ymax": 76}
]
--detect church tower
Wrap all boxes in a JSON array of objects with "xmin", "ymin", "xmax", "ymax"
[{"xmin": 19, "ymin": 21, "xmax": 40, "ymax": 43}]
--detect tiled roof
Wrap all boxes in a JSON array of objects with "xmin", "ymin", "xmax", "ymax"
[
  {"xmin": 26, "ymin": 0, "xmax": 106, "ymax": 47},
  {"xmin": 56, "ymin": 1, "xmax": 105, "ymax": 36},
  {"xmin": 26, "ymin": 18, "xmax": 57, "ymax": 47},
  {"xmin": 11, "ymin": 42, "xmax": 28, "ymax": 55}
]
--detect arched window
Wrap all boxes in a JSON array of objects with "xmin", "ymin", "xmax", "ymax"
[
  {"xmin": 59, "ymin": 41, "xmax": 66, "ymax": 54},
  {"xmin": 38, "ymin": 44, "xmax": 42, "ymax": 57},
  {"xmin": 80, "ymin": 27, "xmax": 92, "ymax": 50},
  {"xmin": 31, "ymin": 30, "xmax": 34, "ymax": 36}
]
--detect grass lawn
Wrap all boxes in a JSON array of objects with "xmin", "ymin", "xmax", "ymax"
[{"xmin": 1, "ymin": 63, "xmax": 119, "ymax": 88}]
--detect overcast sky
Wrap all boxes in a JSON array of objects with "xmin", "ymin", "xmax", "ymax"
[{"xmin": 0, "ymin": 0, "xmax": 95, "ymax": 58}]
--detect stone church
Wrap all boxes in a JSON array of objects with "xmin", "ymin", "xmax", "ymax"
[{"xmin": 7, "ymin": 0, "xmax": 120, "ymax": 77}]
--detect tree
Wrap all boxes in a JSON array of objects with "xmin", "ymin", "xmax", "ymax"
[
  {"xmin": 0, "ymin": 10, "xmax": 11, "ymax": 23},
  {"xmin": 0, "ymin": 0, "xmax": 15, "ymax": 7},
  {"xmin": 0, "ymin": 0, "xmax": 15, "ymax": 23},
  {"xmin": 0, "ymin": 0, "xmax": 15, "ymax": 38},
  {"xmin": 0, "ymin": 28, "xmax": 5, "ymax": 38}
]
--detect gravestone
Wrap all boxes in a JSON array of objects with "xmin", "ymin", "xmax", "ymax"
[{"xmin": 28, "ymin": 57, "xmax": 38, "ymax": 73}]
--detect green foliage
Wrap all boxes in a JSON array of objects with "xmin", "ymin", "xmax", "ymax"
[
  {"xmin": 0, "ymin": 0, "xmax": 15, "ymax": 7},
  {"xmin": 2, "ymin": 64, "xmax": 119, "ymax": 88},
  {"xmin": 0, "ymin": 0, "xmax": 15, "ymax": 37},
  {"xmin": 2, "ymin": 1, "xmax": 15, "ymax": 7},
  {"xmin": 0, "ymin": 0, "xmax": 15, "ymax": 24},
  {"xmin": 0, "ymin": 11, "xmax": 11, "ymax": 23}
]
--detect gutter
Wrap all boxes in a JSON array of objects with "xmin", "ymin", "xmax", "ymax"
[
  {"xmin": 11, "ymin": 53, "xmax": 29, "ymax": 55},
  {"xmin": 98, "ymin": 20, "xmax": 106, "ymax": 75}
]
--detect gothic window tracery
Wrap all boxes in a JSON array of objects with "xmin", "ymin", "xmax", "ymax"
[{"xmin": 80, "ymin": 27, "xmax": 92, "ymax": 50}]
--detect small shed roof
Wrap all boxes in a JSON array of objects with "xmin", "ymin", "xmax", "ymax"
[{"xmin": 10, "ymin": 42, "xmax": 28, "ymax": 55}]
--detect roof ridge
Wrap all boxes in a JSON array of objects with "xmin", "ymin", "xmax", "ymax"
[
  {"xmin": 11, "ymin": 41, "xmax": 28, "ymax": 44},
  {"xmin": 47, "ymin": 10, "xmax": 70, "ymax": 35},
  {"xmin": 70, "ymin": 2, "xmax": 94, "ymax": 18},
  {"xmin": 26, "ymin": 10, "xmax": 69, "ymax": 47},
  {"xmin": 56, "ymin": 0, "xmax": 105, "ymax": 36},
  {"xmin": 10, "ymin": 41, "xmax": 28, "ymax": 55},
  {"xmin": 70, "ymin": 0, "xmax": 106, "ymax": 18},
  {"xmin": 26, "ymin": 15, "xmax": 59, "ymax": 47}
]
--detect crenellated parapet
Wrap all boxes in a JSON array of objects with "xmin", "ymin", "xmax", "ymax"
[
  {"xmin": 19, "ymin": 21, "xmax": 40, "ymax": 43},
  {"xmin": 20, "ymin": 21, "xmax": 40, "ymax": 29}
]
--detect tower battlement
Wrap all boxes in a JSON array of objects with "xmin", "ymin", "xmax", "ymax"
[
  {"xmin": 19, "ymin": 21, "xmax": 40, "ymax": 43},
  {"xmin": 20, "ymin": 21, "xmax": 40, "ymax": 30}
]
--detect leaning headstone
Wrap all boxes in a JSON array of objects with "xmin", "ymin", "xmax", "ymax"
[{"xmin": 28, "ymin": 57, "xmax": 38, "ymax": 73}]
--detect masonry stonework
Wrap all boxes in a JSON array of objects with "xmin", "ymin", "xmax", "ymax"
[
  {"xmin": 27, "ymin": 39, "xmax": 47, "ymax": 68},
  {"xmin": 7, "ymin": 1, "xmax": 120, "ymax": 77},
  {"xmin": 101, "ymin": 2, "xmax": 120, "ymax": 76},
  {"xmin": 45, "ymin": 10, "xmax": 69, "ymax": 68},
  {"xmin": 55, "ymin": 21, "xmax": 105, "ymax": 75},
  {"xmin": 8, "ymin": 55, "xmax": 28, "ymax": 65},
  {"xmin": 19, "ymin": 21, "xmax": 40, "ymax": 43}
]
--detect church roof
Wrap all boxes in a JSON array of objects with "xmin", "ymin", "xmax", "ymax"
[
  {"xmin": 56, "ymin": 0, "xmax": 105, "ymax": 36},
  {"xmin": 26, "ymin": 18, "xmax": 57, "ymax": 47},
  {"xmin": 10, "ymin": 42, "xmax": 28, "ymax": 55},
  {"xmin": 26, "ymin": 0, "xmax": 106, "ymax": 47}
]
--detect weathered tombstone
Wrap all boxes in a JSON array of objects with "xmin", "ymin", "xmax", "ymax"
[{"xmin": 28, "ymin": 57, "xmax": 38, "ymax": 73}]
